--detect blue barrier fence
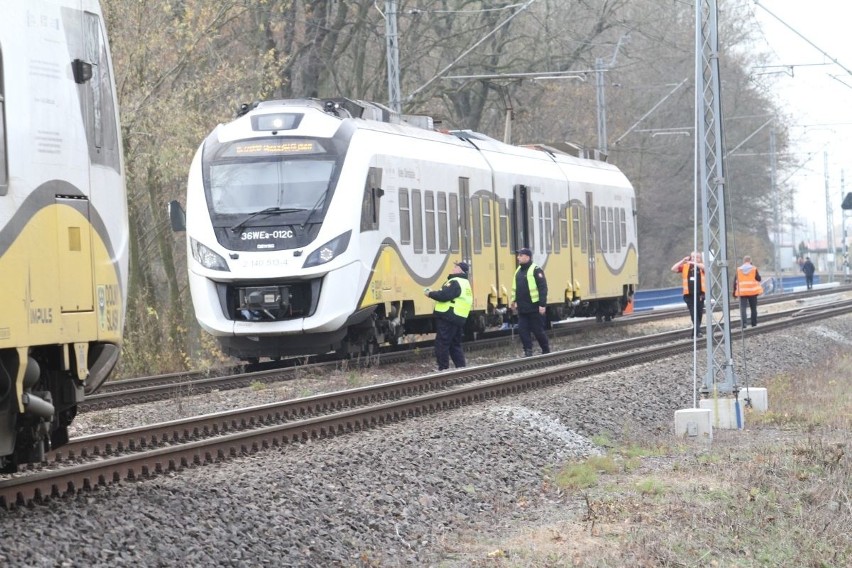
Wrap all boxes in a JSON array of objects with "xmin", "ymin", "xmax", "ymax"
[{"xmin": 633, "ymin": 275, "xmax": 818, "ymax": 312}]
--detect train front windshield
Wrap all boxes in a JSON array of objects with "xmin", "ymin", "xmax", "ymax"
[
  {"xmin": 203, "ymin": 137, "xmax": 339, "ymax": 219},
  {"xmin": 210, "ymin": 160, "xmax": 335, "ymax": 215}
]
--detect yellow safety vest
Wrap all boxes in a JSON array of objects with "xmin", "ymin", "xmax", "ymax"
[
  {"xmin": 512, "ymin": 263, "xmax": 539, "ymax": 303},
  {"xmin": 434, "ymin": 277, "xmax": 473, "ymax": 318}
]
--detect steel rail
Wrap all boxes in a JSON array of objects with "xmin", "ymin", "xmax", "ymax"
[{"xmin": 2, "ymin": 300, "xmax": 849, "ymax": 508}]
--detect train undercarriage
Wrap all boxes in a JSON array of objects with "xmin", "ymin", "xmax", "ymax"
[
  {"xmin": 0, "ymin": 348, "xmax": 82, "ymax": 473},
  {"xmin": 229, "ymin": 288, "xmax": 633, "ymax": 364}
]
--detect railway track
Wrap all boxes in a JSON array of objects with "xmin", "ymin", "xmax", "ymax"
[
  {"xmin": 86, "ymin": 286, "xmax": 851, "ymax": 412},
  {"xmin": 2, "ymin": 298, "xmax": 850, "ymax": 508}
]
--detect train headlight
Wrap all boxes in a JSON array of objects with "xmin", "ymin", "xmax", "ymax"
[
  {"xmin": 190, "ymin": 238, "xmax": 230, "ymax": 271},
  {"xmin": 303, "ymin": 230, "xmax": 352, "ymax": 268}
]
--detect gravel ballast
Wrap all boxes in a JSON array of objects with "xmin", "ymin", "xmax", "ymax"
[{"xmin": 1, "ymin": 313, "xmax": 850, "ymax": 567}]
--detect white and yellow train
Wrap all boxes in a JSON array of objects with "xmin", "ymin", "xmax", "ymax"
[
  {"xmin": 172, "ymin": 98, "xmax": 637, "ymax": 362},
  {"xmin": 0, "ymin": 1, "xmax": 127, "ymax": 471}
]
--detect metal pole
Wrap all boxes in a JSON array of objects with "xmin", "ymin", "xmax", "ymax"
[
  {"xmin": 696, "ymin": 0, "xmax": 737, "ymax": 396},
  {"xmin": 384, "ymin": 0, "xmax": 401, "ymax": 113},
  {"xmin": 843, "ymin": 173, "xmax": 850, "ymax": 282},
  {"xmin": 503, "ymin": 106, "xmax": 513, "ymax": 144},
  {"xmin": 596, "ymin": 57, "xmax": 607, "ymax": 153},
  {"xmin": 770, "ymin": 124, "xmax": 780, "ymax": 290},
  {"xmin": 824, "ymin": 152, "xmax": 835, "ymax": 282}
]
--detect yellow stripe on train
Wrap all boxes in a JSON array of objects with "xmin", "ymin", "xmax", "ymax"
[{"xmin": 0, "ymin": 204, "xmax": 124, "ymax": 350}]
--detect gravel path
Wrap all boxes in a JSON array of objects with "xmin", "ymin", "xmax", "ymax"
[{"xmin": 1, "ymin": 311, "xmax": 850, "ymax": 567}]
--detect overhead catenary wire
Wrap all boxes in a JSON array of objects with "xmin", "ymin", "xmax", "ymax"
[
  {"xmin": 405, "ymin": 0, "xmax": 539, "ymax": 104},
  {"xmin": 753, "ymin": 0, "xmax": 852, "ymax": 80}
]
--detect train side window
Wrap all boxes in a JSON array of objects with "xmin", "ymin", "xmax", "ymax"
[
  {"xmin": 560, "ymin": 204, "xmax": 569, "ymax": 249},
  {"xmin": 449, "ymin": 193, "xmax": 459, "ymax": 253},
  {"xmin": 437, "ymin": 191, "xmax": 448, "ymax": 253},
  {"xmin": 498, "ymin": 198, "xmax": 508, "ymax": 247},
  {"xmin": 398, "ymin": 189, "xmax": 411, "ymax": 245},
  {"xmin": 0, "ymin": 49, "xmax": 6, "ymax": 195},
  {"xmin": 594, "ymin": 206, "xmax": 601, "ymax": 252},
  {"xmin": 538, "ymin": 202, "xmax": 544, "ymax": 252},
  {"xmin": 544, "ymin": 203, "xmax": 552, "ymax": 253},
  {"xmin": 614, "ymin": 208, "xmax": 622, "ymax": 252},
  {"xmin": 471, "ymin": 195, "xmax": 482, "ymax": 253},
  {"xmin": 425, "ymin": 190, "xmax": 436, "ymax": 253},
  {"xmin": 481, "ymin": 195, "xmax": 492, "ymax": 247},
  {"xmin": 552, "ymin": 202, "xmax": 560, "ymax": 253},
  {"xmin": 572, "ymin": 204, "xmax": 580, "ymax": 248},
  {"xmin": 620, "ymin": 208, "xmax": 627, "ymax": 247},
  {"xmin": 82, "ymin": 12, "xmax": 119, "ymax": 170},
  {"xmin": 360, "ymin": 166, "xmax": 383, "ymax": 231},
  {"xmin": 412, "ymin": 189, "xmax": 423, "ymax": 253},
  {"xmin": 608, "ymin": 208, "xmax": 616, "ymax": 253}
]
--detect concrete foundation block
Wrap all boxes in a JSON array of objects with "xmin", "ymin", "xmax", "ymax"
[
  {"xmin": 674, "ymin": 408, "xmax": 713, "ymax": 441},
  {"xmin": 699, "ymin": 397, "xmax": 746, "ymax": 429},
  {"xmin": 738, "ymin": 387, "xmax": 768, "ymax": 412}
]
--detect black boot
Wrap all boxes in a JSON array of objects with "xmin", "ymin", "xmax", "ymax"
[{"xmin": 523, "ymin": 349, "xmax": 533, "ymax": 357}]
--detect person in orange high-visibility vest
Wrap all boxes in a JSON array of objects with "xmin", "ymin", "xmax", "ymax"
[
  {"xmin": 671, "ymin": 251, "xmax": 706, "ymax": 336},
  {"xmin": 733, "ymin": 255, "xmax": 762, "ymax": 328}
]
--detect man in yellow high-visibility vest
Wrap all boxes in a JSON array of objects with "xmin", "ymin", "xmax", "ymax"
[
  {"xmin": 511, "ymin": 248, "xmax": 550, "ymax": 357},
  {"xmin": 425, "ymin": 261, "xmax": 473, "ymax": 371}
]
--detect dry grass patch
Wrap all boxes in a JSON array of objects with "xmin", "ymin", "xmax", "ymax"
[{"xmin": 442, "ymin": 350, "xmax": 851, "ymax": 567}]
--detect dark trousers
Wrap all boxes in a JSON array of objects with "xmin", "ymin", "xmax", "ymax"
[
  {"xmin": 434, "ymin": 318, "xmax": 465, "ymax": 370},
  {"xmin": 684, "ymin": 294, "xmax": 704, "ymax": 333},
  {"xmin": 740, "ymin": 296, "xmax": 758, "ymax": 327},
  {"xmin": 805, "ymin": 274, "xmax": 813, "ymax": 289},
  {"xmin": 517, "ymin": 311, "xmax": 550, "ymax": 354}
]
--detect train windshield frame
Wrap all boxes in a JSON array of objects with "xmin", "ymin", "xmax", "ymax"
[{"xmin": 202, "ymin": 137, "xmax": 341, "ymax": 225}]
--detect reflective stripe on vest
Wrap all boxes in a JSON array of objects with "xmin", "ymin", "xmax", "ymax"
[
  {"xmin": 512, "ymin": 263, "xmax": 539, "ymax": 303},
  {"xmin": 681, "ymin": 264, "xmax": 705, "ymax": 294},
  {"xmin": 736, "ymin": 267, "xmax": 762, "ymax": 297},
  {"xmin": 434, "ymin": 277, "xmax": 473, "ymax": 318}
]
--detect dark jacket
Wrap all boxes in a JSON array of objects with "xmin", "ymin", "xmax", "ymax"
[
  {"xmin": 514, "ymin": 261, "xmax": 548, "ymax": 314},
  {"xmin": 802, "ymin": 260, "xmax": 815, "ymax": 276},
  {"xmin": 428, "ymin": 273, "xmax": 469, "ymax": 324}
]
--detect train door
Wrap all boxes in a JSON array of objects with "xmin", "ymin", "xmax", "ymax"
[
  {"xmin": 0, "ymin": 47, "xmax": 6, "ymax": 197},
  {"xmin": 57, "ymin": 5, "xmax": 99, "ymax": 314},
  {"xmin": 511, "ymin": 184, "xmax": 533, "ymax": 251},
  {"xmin": 57, "ymin": 197, "xmax": 95, "ymax": 312},
  {"xmin": 458, "ymin": 178, "xmax": 472, "ymax": 266},
  {"xmin": 585, "ymin": 191, "xmax": 597, "ymax": 295}
]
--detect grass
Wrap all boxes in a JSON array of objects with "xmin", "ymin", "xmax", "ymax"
[{"xmin": 442, "ymin": 349, "xmax": 851, "ymax": 567}]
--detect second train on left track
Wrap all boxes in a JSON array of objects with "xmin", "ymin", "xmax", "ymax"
[{"xmin": 171, "ymin": 97, "xmax": 638, "ymax": 362}]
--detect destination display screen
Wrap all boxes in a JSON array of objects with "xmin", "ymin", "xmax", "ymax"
[{"xmin": 221, "ymin": 139, "xmax": 326, "ymax": 158}]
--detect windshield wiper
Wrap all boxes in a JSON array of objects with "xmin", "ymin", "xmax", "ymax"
[
  {"xmin": 230, "ymin": 206, "xmax": 305, "ymax": 233},
  {"xmin": 300, "ymin": 192, "xmax": 328, "ymax": 229}
]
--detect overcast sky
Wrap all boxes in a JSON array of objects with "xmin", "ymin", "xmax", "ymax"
[{"xmin": 746, "ymin": 0, "xmax": 852, "ymax": 244}]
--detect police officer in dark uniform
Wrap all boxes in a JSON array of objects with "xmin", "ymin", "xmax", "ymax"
[
  {"xmin": 511, "ymin": 248, "xmax": 550, "ymax": 357},
  {"xmin": 425, "ymin": 261, "xmax": 473, "ymax": 371}
]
